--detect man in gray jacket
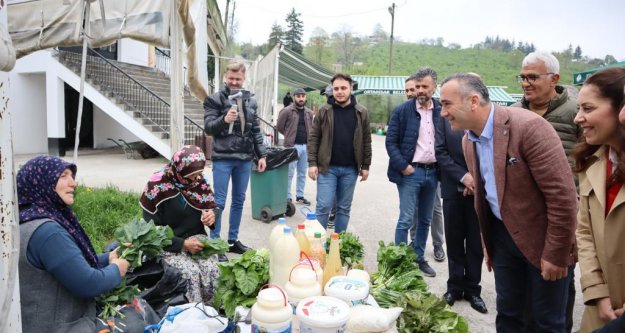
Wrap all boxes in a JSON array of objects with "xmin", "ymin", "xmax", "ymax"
[
  {"xmin": 514, "ymin": 51, "xmax": 580, "ymax": 333},
  {"xmin": 277, "ymin": 88, "xmax": 314, "ymax": 205}
]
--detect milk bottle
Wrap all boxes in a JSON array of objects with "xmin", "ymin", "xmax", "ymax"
[{"xmin": 270, "ymin": 226, "xmax": 300, "ymax": 289}]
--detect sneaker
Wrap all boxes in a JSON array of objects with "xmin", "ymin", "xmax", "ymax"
[
  {"xmin": 433, "ymin": 245, "xmax": 446, "ymax": 262},
  {"xmin": 417, "ymin": 259, "xmax": 436, "ymax": 277},
  {"xmin": 296, "ymin": 197, "xmax": 311, "ymax": 205},
  {"xmin": 217, "ymin": 253, "xmax": 229, "ymax": 262},
  {"xmin": 228, "ymin": 240, "xmax": 251, "ymax": 254}
]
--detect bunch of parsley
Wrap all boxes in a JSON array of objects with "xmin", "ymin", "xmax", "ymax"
[
  {"xmin": 338, "ymin": 232, "xmax": 365, "ymax": 269},
  {"xmin": 212, "ymin": 248, "xmax": 271, "ymax": 318}
]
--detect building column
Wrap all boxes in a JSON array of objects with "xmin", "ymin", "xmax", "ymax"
[{"xmin": 46, "ymin": 73, "xmax": 65, "ymax": 156}]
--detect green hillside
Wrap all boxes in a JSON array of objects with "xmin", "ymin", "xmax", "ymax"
[{"xmin": 305, "ymin": 42, "xmax": 590, "ymax": 93}]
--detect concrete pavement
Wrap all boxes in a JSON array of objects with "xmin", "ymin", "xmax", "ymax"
[{"xmin": 15, "ymin": 135, "xmax": 584, "ymax": 332}]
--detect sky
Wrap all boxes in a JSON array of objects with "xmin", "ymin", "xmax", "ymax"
[{"xmin": 217, "ymin": 0, "xmax": 625, "ymax": 61}]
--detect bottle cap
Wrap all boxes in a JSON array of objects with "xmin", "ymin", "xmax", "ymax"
[
  {"xmin": 306, "ymin": 212, "xmax": 316, "ymax": 219},
  {"xmin": 298, "ymin": 223, "xmax": 305, "ymax": 230},
  {"xmin": 314, "ymin": 232, "xmax": 322, "ymax": 238},
  {"xmin": 278, "ymin": 217, "xmax": 286, "ymax": 224},
  {"xmin": 283, "ymin": 226, "xmax": 292, "ymax": 234},
  {"xmin": 331, "ymin": 232, "xmax": 339, "ymax": 239}
]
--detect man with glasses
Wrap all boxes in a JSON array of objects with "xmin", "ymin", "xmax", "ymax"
[{"xmin": 513, "ymin": 51, "xmax": 580, "ymax": 333}]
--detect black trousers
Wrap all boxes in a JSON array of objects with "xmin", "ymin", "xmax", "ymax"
[
  {"xmin": 442, "ymin": 196, "xmax": 483, "ymax": 297},
  {"xmin": 491, "ymin": 220, "xmax": 571, "ymax": 333}
]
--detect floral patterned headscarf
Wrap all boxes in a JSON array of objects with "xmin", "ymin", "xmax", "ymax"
[
  {"xmin": 17, "ymin": 155, "xmax": 100, "ymax": 268},
  {"xmin": 140, "ymin": 145, "xmax": 217, "ymax": 214}
]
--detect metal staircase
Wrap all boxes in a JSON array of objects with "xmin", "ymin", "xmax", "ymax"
[{"xmin": 55, "ymin": 48, "xmax": 205, "ymax": 149}]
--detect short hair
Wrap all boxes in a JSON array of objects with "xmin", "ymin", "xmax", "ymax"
[
  {"xmin": 522, "ymin": 51, "xmax": 560, "ymax": 74},
  {"xmin": 412, "ymin": 67, "xmax": 438, "ymax": 84},
  {"xmin": 441, "ymin": 73, "xmax": 491, "ymax": 104},
  {"xmin": 331, "ymin": 73, "xmax": 353, "ymax": 86},
  {"xmin": 226, "ymin": 61, "xmax": 246, "ymax": 73}
]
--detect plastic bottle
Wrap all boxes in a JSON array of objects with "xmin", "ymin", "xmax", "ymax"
[
  {"xmin": 269, "ymin": 217, "xmax": 288, "ymax": 251},
  {"xmin": 322, "ymin": 232, "xmax": 343, "ymax": 288},
  {"xmin": 284, "ymin": 265, "xmax": 322, "ymax": 311},
  {"xmin": 309, "ymin": 232, "xmax": 326, "ymax": 269},
  {"xmin": 270, "ymin": 226, "xmax": 301, "ymax": 289},
  {"xmin": 251, "ymin": 286, "xmax": 293, "ymax": 333},
  {"xmin": 295, "ymin": 223, "xmax": 311, "ymax": 257},
  {"xmin": 303, "ymin": 210, "xmax": 326, "ymax": 244}
]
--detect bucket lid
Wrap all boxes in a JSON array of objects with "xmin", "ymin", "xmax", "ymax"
[
  {"xmin": 257, "ymin": 287, "xmax": 288, "ymax": 308},
  {"xmin": 296, "ymin": 296, "xmax": 350, "ymax": 327},
  {"xmin": 324, "ymin": 277, "xmax": 369, "ymax": 300}
]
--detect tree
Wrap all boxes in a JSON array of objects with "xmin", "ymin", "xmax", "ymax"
[
  {"xmin": 284, "ymin": 8, "xmax": 304, "ymax": 54},
  {"xmin": 332, "ymin": 27, "xmax": 364, "ymax": 70},
  {"xmin": 574, "ymin": 45, "xmax": 582, "ymax": 59},
  {"xmin": 267, "ymin": 22, "xmax": 284, "ymax": 49},
  {"xmin": 371, "ymin": 23, "xmax": 388, "ymax": 43},
  {"xmin": 605, "ymin": 54, "xmax": 618, "ymax": 65},
  {"xmin": 308, "ymin": 27, "xmax": 330, "ymax": 64}
]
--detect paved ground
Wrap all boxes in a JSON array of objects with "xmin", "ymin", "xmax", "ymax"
[{"xmin": 16, "ymin": 135, "xmax": 584, "ymax": 332}]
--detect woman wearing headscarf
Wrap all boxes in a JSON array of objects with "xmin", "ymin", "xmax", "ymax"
[
  {"xmin": 17, "ymin": 155, "xmax": 130, "ymax": 333},
  {"xmin": 140, "ymin": 145, "xmax": 220, "ymax": 305},
  {"xmin": 572, "ymin": 67, "xmax": 625, "ymax": 332}
]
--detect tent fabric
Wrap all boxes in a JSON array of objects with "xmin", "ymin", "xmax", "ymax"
[
  {"xmin": 352, "ymin": 75, "xmax": 517, "ymax": 106},
  {"xmin": 573, "ymin": 61, "xmax": 625, "ymax": 85},
  {"xmin": 278, "ymin": 46, "xmax": 334, "ymax": 91}
]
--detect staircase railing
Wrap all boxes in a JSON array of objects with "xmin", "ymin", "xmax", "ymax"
[
  {"xmin": 56, "ymin": 48, "xmax": 205, "ymax": 146},
  {"xmin": 155, "ymin": 47, "xmax": 215, "ymax": 93}
]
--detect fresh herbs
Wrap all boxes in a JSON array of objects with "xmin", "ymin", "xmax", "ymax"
[
  {"xmin": 190, "ymin": 238, "xmax": 230, "ymax": 260},
  {"xmin": 371, "ymin": 241, "xmax": 468, "ymax": 333},
  {"xmin": 96, "ymin": 278, "xmax": 140, "ymax": 319},
  {"xmin": 338, "ymin": 232, "xmax": 365, "ymax": 269},
  {"xmin": 115, "ymin": 219, "xmax": 174, "ymax": 267},
  {"xmin": 212, "ymin": 248, "xmax": 271, "ymax": 318}
]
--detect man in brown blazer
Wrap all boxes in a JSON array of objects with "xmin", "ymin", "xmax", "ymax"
[{"xmin": 439, "ymin": 73, "xmax": 578, "ymax": 332}]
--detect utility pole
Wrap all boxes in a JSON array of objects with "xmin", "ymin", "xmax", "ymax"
[
  {"xmin": 223, "ymin": 0, "xmax": 230, "ymax": 36},
  {"xmin": 388, "ymin": 3, "xmax": 395, "ymax": 75}
]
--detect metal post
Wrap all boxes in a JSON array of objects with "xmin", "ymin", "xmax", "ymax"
[
  {"xmin": 73, "ymin": 0, "xmax": 91, "ymax": 163},
  {"xmin": 388, "ymin": 3, "xmax": 395, "ymax": 75},
  {"xmin": 170, "ymin": 0, "xmax": 185, "ymax": 153}
]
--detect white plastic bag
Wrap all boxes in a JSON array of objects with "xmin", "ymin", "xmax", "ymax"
[
  {"xmin": 158, "ymin": 303, "xmax": 228, "ymax": 333},
  {"xmin": 346, "ymin": 305, "xmax": 403, "ymax": 333}
]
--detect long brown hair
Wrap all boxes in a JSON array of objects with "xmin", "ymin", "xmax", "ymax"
[{"xmin": 572, "ymin": 67, "xmax": 625, "ymax": 183}]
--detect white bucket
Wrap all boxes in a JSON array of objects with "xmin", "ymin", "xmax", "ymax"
[
  {"xmin": 323, "ymin": 276, "xmax": 370, "ymax": 306},
  {"xmin": 296, "ymin": 296, "xmax": 350, "ymax": 333}
]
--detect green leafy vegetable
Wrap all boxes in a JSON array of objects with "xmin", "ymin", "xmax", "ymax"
[
  {"xmin": 371, "ymin": 241, "xmax": 418, "ymax": 288},
  {"xmin": 115, "ymin": 219, "xmax": 174, "ymax": 267},
  {"xmin": 190, "ymin": 238, "xmax": 230, "ymax": 260},
  {"xmin": 338, "ymin": 231, "xmax": 365, "ymax": 269},
  {"xmin": 213, "ymin": 248, "xmax": 271, "ymax": 318},
  {"xmin": 96, "ymin": 279, "xmax": 140, "ymax": 319}
]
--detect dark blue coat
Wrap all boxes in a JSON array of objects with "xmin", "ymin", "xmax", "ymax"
[
  {"xmin": 435, "ymin": 117, "xmax": 469, "ymax": 200},
  {"xmin": 385, "ymin": 98, "xmax": 441, "ymax": 184}
]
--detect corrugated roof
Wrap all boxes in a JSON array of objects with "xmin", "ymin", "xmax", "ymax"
[
  {"xmin": 352, "ymin": 75, "xmax": 517, "ymax": 106},
  {"xmin": 573, "ymin": 61, "xmax": 625, "ymax": 85}
]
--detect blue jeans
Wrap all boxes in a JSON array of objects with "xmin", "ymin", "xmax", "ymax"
[
  {"xmin": 287, "ymin": 144, "xmax": 308, "ymax": 200},
  {"xmin": 395, "ymin": 167, "xmax": 438, "ymax": 260},
  {"xmin": 210, "ymin": 159, "xmax": 251, "ymax": 241},
  {"xmin": 315, "ymin": 165, "xmax": 358, "ymax": 233}
]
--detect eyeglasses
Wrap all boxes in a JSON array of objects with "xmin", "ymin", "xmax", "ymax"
[{"xmin": 516, "ymin": 73, "xmax": 554, "ymax": 83}]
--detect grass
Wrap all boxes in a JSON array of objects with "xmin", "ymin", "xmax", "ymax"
[{"xmin": 73, "ymin": 185, "xmax": 142, "ymax": 252}]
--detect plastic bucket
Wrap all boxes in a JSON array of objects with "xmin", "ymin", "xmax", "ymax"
[{"xmin": 296, "ymin": 296, "xmax": 349, "ymax": 333}]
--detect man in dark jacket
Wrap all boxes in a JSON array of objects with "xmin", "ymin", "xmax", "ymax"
[
  {"xmin": 277, "ymin": 88, "xmax": 313, "ymax": 205},
  {"xmin": 435, "ymin": 115, "xmax": 487, "ymax": 314},
  {"xmin": 307, "ymin": 73, "xmax": 371, "ymax": 233},
  {"xmin": 204, "ymin": 61, "xmax": 267, "ymax": 260},
  {"xmin": 386, "ymin": 67, "xmax": 440, "ymax": 277},
  {"xmin": 514, "ymin": 51, "xmax": 579, "ymax": 333}
]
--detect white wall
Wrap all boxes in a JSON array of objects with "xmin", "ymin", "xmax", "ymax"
[
  {"xmin": 92, "ymin": 105, "xmax": 140, "ymax": 148},
  {"xmin": 191, "ymin": 0, "xmax": 209, "ymax": 90},
  {"xmin": 9, "ymin": 73, "xmax": 47, "ymax": 154},
  {"xmin": 118, "ymin": 38, "xmax": 149, "ymax": 67}
]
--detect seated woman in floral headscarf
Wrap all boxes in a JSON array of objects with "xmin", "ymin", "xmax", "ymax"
[
  {"xmin": 140, "ymin": 145, "xmax": 220, "ymax": 304},
  {"xmin": 17, "ymin": 155, "xmax": 131, "ymax": 333}
]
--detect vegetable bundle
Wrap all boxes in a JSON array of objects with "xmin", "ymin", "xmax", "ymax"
[
  {"xmin": 338, "ymin": 231, "xmax": 365, "ymax": 269},
  {"xmin": 96, "ymin": 278, "xmax": 140, "ymax": 319},
  {"xmin": 190, "ymin": 238, "xmax": 230, "ymax": 260},
  {"xmin": 371, "ymin": 241, "xmax": 468, "ymax": 333},
  {"xmin": 212, "ymin": 248, "xmax": 271, "ymax": 318},
  {"xmin": 115, "ymin": 219, "xmax": 174, "ymax": 267}
]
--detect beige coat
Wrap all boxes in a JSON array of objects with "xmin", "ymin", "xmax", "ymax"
[{"xmin": 577, "ymin": 146, "xmax": 625, "ymax": 332}]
